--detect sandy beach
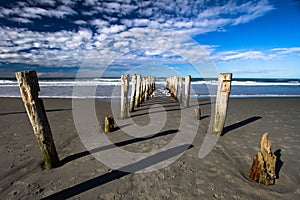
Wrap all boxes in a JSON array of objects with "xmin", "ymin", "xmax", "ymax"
[{"xmin": 0, "ymin": 97, "xmax": 300, "ymax": 199}]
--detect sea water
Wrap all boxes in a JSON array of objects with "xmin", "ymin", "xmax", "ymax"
[{"xmin": 0, "ymin": 77, "xmax": 300, "ymax": 99}]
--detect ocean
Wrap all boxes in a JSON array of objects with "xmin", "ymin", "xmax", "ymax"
[{"xmin": 1, "ymin": 77, "xmax": 300, "ymax": 99}]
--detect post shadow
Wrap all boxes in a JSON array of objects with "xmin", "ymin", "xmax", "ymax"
[
  {"xmin": 130, "ymin": 108, "xmax": 181, "ymax": 118},
  {"xmin": 60, "ymin": 129, "xmax": 179, "ymax": 166},
  {"xmin": 0, "ymin": 108, "xmax": 72, "ymax": 116},
  {"xmin": 43, "ymin": 144, "xmax": 193, "ymax": 200},
  {"xmin": 200, "ymin": 115, "xmax": 210, "ymax": 120},
  {"xmin": 274, "ymin": 149, "xmax": 283, "ymax": 179},
  {"xmin": 221, "ymin": 116, "xmax": 262, "ymax": 136},
  {"xmin": 134, "ymin": 103, "xmax": 180, "ymax": 112}
]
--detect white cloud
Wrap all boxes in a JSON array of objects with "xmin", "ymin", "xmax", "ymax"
[
  {"xmin": 102, "ymin": 25, "xmax": 127, "ymax": 34},
  {"xmin": 74, "ymin": 20, "xmax": 87, "ymax": 25},
  {"xmin": 271, "ymin": 47, "xmax": 300, "ymax": 54},
  {"xmin": 11, "ymin": 17, "xmax": 33, "ymax": 24},
  {"xmin": 37, "ymin": 0, "xmax": 57, "ymax": 7}
]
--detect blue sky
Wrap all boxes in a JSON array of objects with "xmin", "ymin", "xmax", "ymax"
[{"xmin": 0, "ymin": 0, "xmax": 299, "ymax": 78}]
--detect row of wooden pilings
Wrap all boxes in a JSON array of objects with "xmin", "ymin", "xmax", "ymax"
[
  {"xmin": 120, "ymin": 74, "xmax": 156, "ymax": 119},
  {"xmin": 166, "ymin": 74, "xmax": 233, "ymax": 136},
  {"xmin": 15, "ymin": 70, "xmax": 232, "ymax": 169},
  {"xmin": 166, "ymin": 75, "xmax": 191, "ymax": 108}
]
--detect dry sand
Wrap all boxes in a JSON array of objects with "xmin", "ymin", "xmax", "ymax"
[{"xmin": 0, "ymin": 97, "xmax": 299, "ymax": 199}]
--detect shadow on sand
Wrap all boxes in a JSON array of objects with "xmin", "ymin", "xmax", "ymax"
[
  {"xmin": 274, "ymin": 149, "xmax": 284, "ymax": 179},
  {"xmin": 221, "ymin": 116, "xmax": 262, "ymax": 136},
  {"xmin": 0, "ymin": 108, "xmax": 72, "ymax": 116},
  {"xmin": 60, "ymin": 129, "xmax": 179, "ymax": 166},
  {"xmin": 43, "ymin": 144, "xmax": 193, "ymax": 200}
]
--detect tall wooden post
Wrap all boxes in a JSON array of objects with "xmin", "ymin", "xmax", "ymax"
[
  {"xmin": 153, "ymin": 76, "xmax": 156, "ymax": 92},
  {"xmin": 213, "ymin": 73, "xmax": 232, "ymax": 135},
  {"xmin": 140, "ymin": 77, "xmax": 146, "ymax": 103},
  {"xmin": 184, "ymin": 75, "xmax": 191, "ymax": 108},
  {"xmin": 179, "ymin": 77, "xmax": 183, "ymax": 103},
  {"xmin": 135, "ymin": 75, "xmax": 141, "ymax": 107},
  {"xmin": 145, "ymin": 76, "xmax": 150, "ymax": 100},
  {"xmin": 174, "ymin": 76, "xmax": 178, "ymax": 100},
  {"xmin": 129, "ymin": 74, "xmax": 137, "ymax": 112},
  {"xmin": 15, "ymin": 70, "xmax": 59, "ymax": 169},
  {"xmin": 194, "ymin": 106, "xmax": 201, "ymax": 120},
  {"xmin": 120, "ymin": 74, "xmax": 129, "ymax": 119},
  {"xmin": 166, "ymin": 77, "xmax": 169, "ymax": 90}
]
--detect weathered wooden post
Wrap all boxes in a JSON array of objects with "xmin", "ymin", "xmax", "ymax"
[
  {"xmin": 129, "ymin": 74, "xmax": 137, "ymax": 112},
  {"xmin": 120, "ymin": 74, "xmax": 129, "ymax": 119},
  {"xmin": 145, "ymin": 76, "xmax": 149, "ymax": 100},
  {"xmin": 194, "ymin": 107, "xmax": 201, "ymax": 120},
  {"xmin": 104, "ymin": 116, "xmax": 115, "ymax": 133},
  {"xmin": 135, "ymin": 75, "xmax": 141, "ymax": 107},
  {"xmin": 15, "ymin": 70, "xmax": 59, "ymax": 169},
  {"xmin": 212, "ymin": 73, "xmax": 232, "ymax": 135},
  {"xmin": 184, "ymin": 75, "xmax": 191, "ymax": 108},
  {"xmin": 140, "ymin": 77, "xmax": 146, "ymax": 103},
  {"xmin": 249, "ymin": 132, "xmax": 277, "ymax": 185},
  {"xmin": 166, "ymin": 77, "xmax": 169, "ymax": 91},
  {"xmin": 174, "ymin": 76, "xmax": 178, "ymax": 100},
  {"xmin": 152, "ymin": 76, "xmax": 156, "ymax": 93},
  {"xmin": 179, "ymin": 77, "xmax": 183, "ymax": 103}
]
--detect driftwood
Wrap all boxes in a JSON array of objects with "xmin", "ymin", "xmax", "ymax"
[{"xmin": 249, "ymin": 132, "xmax": 277, "ymax": 185}]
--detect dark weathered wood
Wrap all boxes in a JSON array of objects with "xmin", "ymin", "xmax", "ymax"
[
  {"xmin": 184, "ymin": 75, "xmax": 191, "ymax": 108},
  {"xmin": 129, "ymin": 74, "xmax": 137, "ymax": 112},
  {"xmin": 213, "ymin": 73, "xmax": 232, "ymax": 135},
  {"xmin": 104, "ymin": 116, "xmax": 115, "ymax": 133},
  {"xmin": 120, "ymin": 74, "xmax": 129, "ymax": 119},
  {"xmin": 15, "ymin": 70, "xmax": 59, "ymax": 169},
  {"xmin": 249, "ymin": 132, "xmax": 277, "ymax": 185}
]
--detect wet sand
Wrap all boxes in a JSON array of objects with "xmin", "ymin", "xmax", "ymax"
[{"xmin": 0, "ymin": 97, "xmax": 299, "ymax": 199}]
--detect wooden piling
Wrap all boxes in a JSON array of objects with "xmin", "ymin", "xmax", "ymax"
[
  {"xmin": 104, "ymin": 116, "xmax": 115, "ymax": 133},
  {"xmin": 145, "ymin": 76, "xmax": 150, "ymax": 100},
  {"xmin": 15, "ymin": 70, "xmax": 59, "ymax": 169},
  {"xmin": 194, "ymin": 107, "xmax": 201, "ymax": 120},
  {"xmin": 129, "ymin": 74, "xmax": 137, "ymax": 112},
  {"xmin": 179, "ymin": 77, "xmax": 183, "ymax": 103},
  {"xmin": 120, "ymin": 74, "xmax": 129, "ymax": 119},
  {"xmin": 249, "ymin": 132, "xmax": 277, "ymax": 185},
  {"xmin": 135, "ymin": 75, "xmax": 141, "ymax": 107},
  {"xmin": 152, "ymin": 76, "xmax": 156, "ymax": 93},
  {"xmin": 140, "ymin": 77, "xmax": 146, "ymax": 103},
  {"xmin": 184, "ymin": 75, "xmax": 191, "ymax": 108},
  {"xmin": 174, "ymin": 76, "xmax": 178, "ymax": 100},
  {"xmin": 213, "ymin": 73, "xmax": 232, "ymax": 135}
]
